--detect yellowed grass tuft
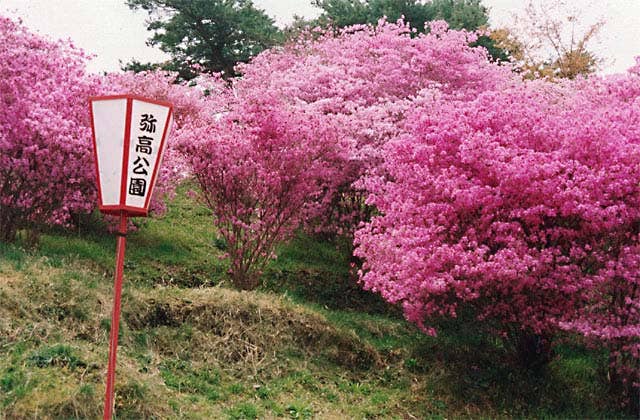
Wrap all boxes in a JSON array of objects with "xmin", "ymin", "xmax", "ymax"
[{"xmin": 125, "ymin": 287, "xmax": 381, "ymax": 374}]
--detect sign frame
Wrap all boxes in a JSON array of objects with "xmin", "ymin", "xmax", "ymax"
[{"xmin": 89, "ymin": 94, "xmax": 173, "ymax": 217}]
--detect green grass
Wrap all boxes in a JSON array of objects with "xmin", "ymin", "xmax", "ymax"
[
  {"xmin": 226, "ymin": 402, "xmax": 259, "ymax": 419},
  {"xmin": 34, "ymin": 182, "xmax": 226, "ymax": 288},
  {"xmin": 159, "ymin": 359, "xmax": 221, "ymax": 401},
  {"xmin": 0, "ymin": 182, "xmax": 632, "ymax": 418},
  {"xmin": 264, "ymin": 233, "xmax": 394, "ymax": 314},
  {"xmin": 27, "ymin": 344, "xmax": 86, "ymax": 370}
]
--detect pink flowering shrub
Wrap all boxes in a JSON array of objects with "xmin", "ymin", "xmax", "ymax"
[
  {"xmin": 557, "ymin": 68, "xmax": 640, "ymax": 406},
  {"xmin": 354, "ymin": 67, "xmax": 640, "ymax": 397},
  {"xmin": 0, "ymin": 16, "xmax": 98, "ymax": 242},
  {"xmin": 178, "ymin": 91, "xmax": 345, "ymax": 290},
  {"xmin": 235, "ymin": 20, "xmax": 511, "ymax": 236}
]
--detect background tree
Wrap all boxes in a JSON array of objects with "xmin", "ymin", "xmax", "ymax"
[
  {"xmin": 119, "ymin": 58, "xmax": 163, "ymax": 74},
  {"xmin": 125, "ymin": 0, "xmax": 282, "ymax": 79},
  {"xmin": 310, "ymin": 0, "xmax": 487, "ymax": 31},
  {"xmin": 490, "ymin": 0, "xmax": 604, "ymax": 79}
]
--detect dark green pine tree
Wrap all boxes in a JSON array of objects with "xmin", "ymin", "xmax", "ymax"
[{"xmin": 125, "ymin": 0, "xmax": 282, "ymax": 80}]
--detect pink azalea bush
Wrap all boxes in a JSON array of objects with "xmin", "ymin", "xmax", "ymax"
[
  {"xmin": 354, "ymin": 66, "xmax": 640, "ymax": 397},
  {"xmin": 0, "ymin": 16, "xmax": 98, "ymax": 242},
  {"xmin": 558, "ymin": 69, "xmax": 640, "ymax": 404},
  {"xmin": 178, "ymin": 89, "xmax": 345, "ymax": 289},
  {"xmin": 235, "ymin": 20, "xmax": 512, "ymax": 235},
  {"xmin": 180, "ymin": 20, "xmax": 511, "ymax": 288}
]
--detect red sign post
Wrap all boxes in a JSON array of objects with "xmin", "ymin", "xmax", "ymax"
[{"xmin": 89, "ymin": 95, "xmax": 173, "ymax": 420}]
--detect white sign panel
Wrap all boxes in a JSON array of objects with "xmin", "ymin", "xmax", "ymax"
[
  {"xmin": 124, "ymin": 100, "xmax": 170, "ymax": 209},
  {"xmin": 91, "ymin": 99, "xmax": 127, "ymax": 206}
]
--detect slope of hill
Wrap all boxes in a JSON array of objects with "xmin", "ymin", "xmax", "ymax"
[{"xmin": 0, "ymin": 185, "xmax": 627, "ymax": 418}]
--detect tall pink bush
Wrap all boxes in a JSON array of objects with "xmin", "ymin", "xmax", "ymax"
[
  {"xmin": 557, "ymin": 68, "xmax": 640, "ymax": 405},
  {"xmin": 178, "ymin": 90, "xmax": 345, "ymax": 289},
  {"xmin": 0, "ymin": 16, "xmax": 98, "ymax": 242},
  {"xmin": 354, "ymin": 67, "xmax": 640, "ymax": 394}
]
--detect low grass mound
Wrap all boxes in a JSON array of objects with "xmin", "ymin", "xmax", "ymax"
[
  {"xmin": 125, "ymin": 287, "xmax": 380, "ymax": 371},
  {"xmin": 0, "ymin": 253, "xmax": 419, "ymax": 418},
  {"xmin": 0, "ymin": 256, "xmax": 175, "ymax": 418}
]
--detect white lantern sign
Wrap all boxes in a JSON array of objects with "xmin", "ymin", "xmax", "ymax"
[{"xmin": 89, "ymin": 95, "xmax": 173, "ymax": 217}]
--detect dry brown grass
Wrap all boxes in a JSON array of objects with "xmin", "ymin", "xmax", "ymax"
[
  {"xmin": 0, "ymin": 259, "xmax": 176, "ymax": 419},
  {"xmin": 0, "ymin": 257, "xmax": 388, "ymax": 419},
  {"xmin": 124, "ymin": 287, "xmax": 381, "ymax": 374}
]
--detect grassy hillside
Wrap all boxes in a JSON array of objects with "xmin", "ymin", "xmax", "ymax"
[{"xmin": 0, "ymin": 185, "xmax": 629, "ymax": 419}]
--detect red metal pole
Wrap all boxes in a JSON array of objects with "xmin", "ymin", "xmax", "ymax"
[{"xmin": 103, "ymin": 212, "xmax": 128, "ymax": 420}]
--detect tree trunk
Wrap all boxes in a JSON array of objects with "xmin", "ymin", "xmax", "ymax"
[
  {"xmin": 607, "ymin": 351, "xmax": 640, "ymax": 415},
  {"xmin": 24, "ymin": 228, "xmax": 40, "ymax": 248},
  {"xmin": 0, "ymin": 216, "xmax": 18, "ymax": 243},
  {"xmin": 231, "ymin": 270, "xmax": 260, "ymax": 291},
  {"xmin": 514, "ymin": 332, "xmax": 553, "ymax": 371}
]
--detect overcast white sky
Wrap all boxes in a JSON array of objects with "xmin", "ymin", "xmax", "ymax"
[{"xmin": 2, "ymin": 0, "xmax": 639, "ymax": 74}]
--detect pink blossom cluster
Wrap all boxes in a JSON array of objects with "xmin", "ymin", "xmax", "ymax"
[
  {"xmin": 0, "ymin": 16, "xmax": 98, "ymax": 241},
  {"xmin": 234, "ymin": 19, "xmax": 512, "ymax": 235},
  {"xmin": 354, "ymin": 65, "xmax": 640, "ymax": 387}
]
